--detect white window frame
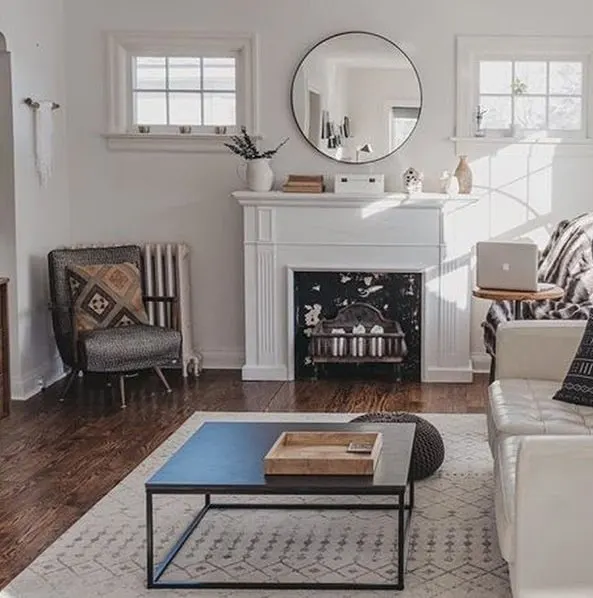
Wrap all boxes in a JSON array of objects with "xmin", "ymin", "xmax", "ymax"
[
  {"xmin": 456, "ymin": 36, "xmax": 593, "ymax": 142},
  {"xmin": 104, "ymin": 31, "xmax": 259, "ymax": 152}
]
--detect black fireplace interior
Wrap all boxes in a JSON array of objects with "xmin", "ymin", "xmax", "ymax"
[{"xmin": 294, "ymin": 271, "xmax": 422, "ymax": 381}]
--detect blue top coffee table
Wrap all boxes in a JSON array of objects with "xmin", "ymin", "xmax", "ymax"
[{"xmin": 145, "ymin": 420, "xmax": 415, "ymax": 591}]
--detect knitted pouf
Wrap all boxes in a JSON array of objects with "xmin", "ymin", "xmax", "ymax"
[{"xmin": 350, "ymin": 412, "xmax": 445, "ymax": 480}]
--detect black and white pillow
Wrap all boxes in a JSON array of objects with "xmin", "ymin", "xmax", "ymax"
[{"xmin": 554, "ymin": 315, "xmax": 593, "ymax": 407}]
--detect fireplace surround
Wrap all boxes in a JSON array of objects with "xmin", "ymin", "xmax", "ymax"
[{"xmin": 234, "ymin": 191, "xmax": 480, "ymax": 383}]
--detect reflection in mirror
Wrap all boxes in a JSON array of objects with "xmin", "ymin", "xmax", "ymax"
[{"xmin": 291, "ymin": 32, "xmax": 422, "ymax": 164}]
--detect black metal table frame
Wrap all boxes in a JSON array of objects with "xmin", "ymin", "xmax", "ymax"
[{"xmin": 146, "ymin": 479, "xmax": 414, "ymax": 591}]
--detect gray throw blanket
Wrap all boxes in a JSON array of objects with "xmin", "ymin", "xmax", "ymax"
[{"xmin": 483, "ymin": 212, "xmax": 593, "ymax": 356}]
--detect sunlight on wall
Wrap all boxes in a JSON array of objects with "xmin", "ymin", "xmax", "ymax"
[{"xmin": 469, "ymin": 144, "xmax": 555, "ymax": 243}]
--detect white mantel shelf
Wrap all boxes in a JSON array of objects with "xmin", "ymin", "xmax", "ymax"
[
  {"xmin": 235, "ymin": 190, "xmax": 480, "ymax": 384},
  {"xmin": 233, "ymin": 191, "xmax": 480, "ymax": 208}
]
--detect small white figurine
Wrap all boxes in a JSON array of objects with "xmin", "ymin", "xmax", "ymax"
[{"xmin": 403, "ymin": 167, "xmax": 424, "ymax": 194}]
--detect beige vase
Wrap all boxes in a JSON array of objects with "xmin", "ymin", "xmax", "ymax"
[{"xmin": 454, "ymin": 155, "xmax": 473, "ymax": 194}]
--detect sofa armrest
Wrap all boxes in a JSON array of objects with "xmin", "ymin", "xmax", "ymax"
[
  {"xmin": 496, "ymin": 320, "xmax": 585, "ymax": 382},
  {"xmin": 515, "ymin": 436, "xmax": 593, "ymax": 595}
]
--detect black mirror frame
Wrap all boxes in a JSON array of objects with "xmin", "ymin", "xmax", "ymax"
[{"xmin": 290, "ymin": 31, "xmax": 423, "ymax": 165}]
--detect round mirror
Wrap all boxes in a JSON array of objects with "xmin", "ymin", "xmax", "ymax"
[{"xmin": 291, "ymin": 32, "xmax": 422, "ymax": 164}]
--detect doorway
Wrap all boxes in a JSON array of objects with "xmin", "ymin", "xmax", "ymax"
[{"xmin": 307, "ymin": 89, "xmax": 322, "ymax": 148}]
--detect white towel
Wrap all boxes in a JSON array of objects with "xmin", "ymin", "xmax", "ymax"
[{"xmin": 34, "ymin": 102, "xmax": 54, "ymax": 186}]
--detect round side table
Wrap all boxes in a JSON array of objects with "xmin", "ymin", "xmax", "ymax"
[{"xmin": 473, "ymin": 284, "xmax": 564, "ymax": 319}]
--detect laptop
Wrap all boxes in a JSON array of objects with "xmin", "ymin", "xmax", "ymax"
[{"xmin": 476, "ymin": 241, "xmax": 539, "ymax": 291}]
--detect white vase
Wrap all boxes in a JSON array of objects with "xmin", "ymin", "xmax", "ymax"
[{"xmin": 241, "ymin": 158, "xmax": 274, "ymax": 192}]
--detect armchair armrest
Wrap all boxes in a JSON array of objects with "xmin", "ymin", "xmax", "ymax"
[
  {"xmin": 515, "ymin": 436, "xmax": 593, "ymax": 595},
  {"xmin": 496, "ymin": 320, "xmax": 585, "ymax": 382},
  {"xmin": 48, "ymin": 301, "xmax": 74, "ymax": 313}
]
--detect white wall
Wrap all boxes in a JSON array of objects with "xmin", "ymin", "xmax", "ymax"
[
  {"xmin": 0, "ymin": 0, "xmax": 70, "ymax": 398},
  {"xmin": 62, "ymin": 0, "xmax": 593, "ymax": 373}
]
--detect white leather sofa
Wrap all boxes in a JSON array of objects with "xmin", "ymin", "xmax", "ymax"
[{"xmin": 488, "ymin": 320, "xmax": 593, "ymax": 597}]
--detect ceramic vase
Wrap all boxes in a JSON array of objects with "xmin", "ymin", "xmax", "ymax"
[
  {"xmin": 454, "ymin": 155, "xmax": 473, "ymax": 194},
  {"xmin": 241, "ymin": 158, "xmax": 274, "ymax": 192}
]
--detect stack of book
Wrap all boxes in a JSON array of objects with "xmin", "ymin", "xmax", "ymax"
[{"xmin": 282, "ymin": 174, "xmax": 325, "ymax": 193}]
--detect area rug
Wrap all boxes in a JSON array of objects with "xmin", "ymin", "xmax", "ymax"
[{"xmin": 1, "ymin": 412, "xmax": 510, "ymax": 598}]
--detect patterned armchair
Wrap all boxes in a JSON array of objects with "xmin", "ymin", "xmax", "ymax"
[{"xmin": 48, "ymin": 245, "xmax": 182, "ymax": 408}]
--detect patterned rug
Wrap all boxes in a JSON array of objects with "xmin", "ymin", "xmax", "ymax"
[{"xmin": 1, "ymin": 412, "xmax": 511, "ymax": 598}]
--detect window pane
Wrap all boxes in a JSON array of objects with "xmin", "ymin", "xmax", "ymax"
[
  {"xmin": 514, "ymin": 96, "xmax": 546, "ymax": 129},
  {"xmin": 134, "ymin": 92, "xmax": 167, "ymax": 124},
  {"xmin": 549, "ymin": 96, "xmax": 582, "ymax": 130},
  {"xmin": 514, "ymin": 61, "xmax": 546, "ymax": 95},
  {"xmin": 549, "ymin": 61, "xmax": 582, "ymax": 95},
  {"xmin": 135, "ymin": 57, "xmax": 166, "ymax": 90},
  {"xmin": 480, "ymin": 61, "xmax": 512, "ymax": 94},
  {"xmin": 203, "ymin": 92, "xmax": 236, "ymax": 125},
  {"xmin": 168, "ymin": 57, "xmax": 201, "ymax": 91},
  {"xmin": 169, "ymin": 92, "xmax": 201, "ymax": 125},
  {"xmin": 203, "ymin": 58, "xmax": 236, "ymax": 90},
  {"xmin": 479, "ymin": 95, "xmax": 512, "ymax": 129},
  {"xmin": 392, "ymin": 117, "xmax": 417, "ymax": 149}
]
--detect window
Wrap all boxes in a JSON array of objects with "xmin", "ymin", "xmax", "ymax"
[
  {"xmin": 390, "ymin": 106, "xmax": 420, "ymax": 150},
  {"xmin": 133, "ymin": 56, "xmax": 237, "ymax": 130},
  {"xmin": 479, "ymin": 60, "xmax": 583, "ymax": 133},
  {"xmin": 456, "ymin": 36, "xmax": 593, "ymax": 141},
  {"xmin": 106, "ymin": 32, "xmax": 258, "ymax": 149}
]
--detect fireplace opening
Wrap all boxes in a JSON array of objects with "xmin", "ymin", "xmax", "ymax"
[{"xmin": 294, "ymin": 271, "xmax": 422, "ymax": 381}]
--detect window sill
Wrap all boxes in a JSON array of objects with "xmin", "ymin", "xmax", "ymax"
[
  {"xmin": 451, "ymin": 136, "xmax": 593, "ymax": 146},
  {"xmin": 103, "ymin": 132, "xmax": 257, "ymax": 153}
]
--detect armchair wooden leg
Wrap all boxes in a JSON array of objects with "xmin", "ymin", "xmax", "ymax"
[
  {"xmin": 154, "ymin": 367, "xmax": 172, "ymax": 394},
  {"xmin": 59, "ymin": 369, "xmax": 78, "ymax": 402},
  {"xmin": 119, "ymin": 375, "xmax": 127, "ymax": 409}
]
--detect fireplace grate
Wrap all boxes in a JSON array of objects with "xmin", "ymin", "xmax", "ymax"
[{"xmin": 309, "ymin": 303, "xmax": 408, "ymax": 364}]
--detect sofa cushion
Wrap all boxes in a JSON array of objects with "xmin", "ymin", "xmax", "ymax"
[
  {"xmin": 554, "ymin": 313, "xmax": 593, "ymax": 407},
  {"xmin": 488, "ymin": 379, "xmax": 593, "ymax": 452},
  {"xmin": 494, "ymin": 436, "xmax": 520, "ymax": 563},
  {"xmin": 67, "ymin": 262, "xmax": 149, "ymax": 331}
]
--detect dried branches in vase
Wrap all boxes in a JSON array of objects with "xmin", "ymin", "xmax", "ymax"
[
  {"xmin": 225, "ymin": 127, "xmax": 289, "ymax": 192},
  {"xmin": 224, "ymin": 126, "xmax": 289, "ymax": 160}
]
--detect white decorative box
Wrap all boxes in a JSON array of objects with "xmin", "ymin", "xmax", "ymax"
[{"xmin": 334, "ymin": 174, "xmax": 385, "ymax": 194}]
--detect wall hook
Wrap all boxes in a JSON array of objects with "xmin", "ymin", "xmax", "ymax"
[{"xmin": 24, "ymin": 97, "xmax": 60, "ymax": 110}]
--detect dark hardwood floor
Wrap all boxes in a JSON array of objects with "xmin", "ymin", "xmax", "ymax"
[{"xmin": 0, "ymin": 369, "xmax": 488, "ymax": 588}]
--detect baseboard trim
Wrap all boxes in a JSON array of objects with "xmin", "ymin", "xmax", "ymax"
[
  {"xmin": 423, "ymin": 365, "xmax": 474, "ymax": 383},
  {"xmin": 201, "ymin": 349, "xmax": 244, "ymax": 370},
  {"xmin": 472, "ymin": 352, "xmax": 492, "ymax": 374},
  {"xmin": 242, "ymin": 365, "xmax": 288, "ymax": 381},
  {"xmin": 11, "ymin": 356, "xmax": 65, "ymax": 401}
]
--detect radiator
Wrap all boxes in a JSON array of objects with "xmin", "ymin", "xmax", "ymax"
[
  {"xmin": 141, "ymin": 243, "xmax": 201, "ymax": 377},
  {"xmin": 67, "ymin": 242, "xmax": 201, "ymax": 377}
]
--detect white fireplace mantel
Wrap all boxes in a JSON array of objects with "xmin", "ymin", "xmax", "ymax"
[{"xmin": 233, "ymin": 191, "xmax": 482, "ymax": 383}]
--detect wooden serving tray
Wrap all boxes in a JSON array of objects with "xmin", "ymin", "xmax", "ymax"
[{"xmin": 264, "ymin": 431, "xmax": 383, "ymax": 475}]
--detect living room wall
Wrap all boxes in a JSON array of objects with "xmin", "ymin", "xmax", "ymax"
[
  {"xmin": 0, "ymin": 0, "xmax": 70, "ymax": 398},
  {"xmin": 63, "ymin": 0, "xmax": 593, "ymax": 372}
]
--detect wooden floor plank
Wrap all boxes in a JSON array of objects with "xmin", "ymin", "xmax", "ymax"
[{"xmin": 0, "ymin": 369, "xmax": 488, "ymax": 588}]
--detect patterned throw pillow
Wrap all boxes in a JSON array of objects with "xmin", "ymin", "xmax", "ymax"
[
  {"xmin": 554, "ymin": 315, "xmax": 593, "ymax": 406},
  {"xmin": 67, "ymin": 262, "xmax": 149, "ymax": 331}
]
